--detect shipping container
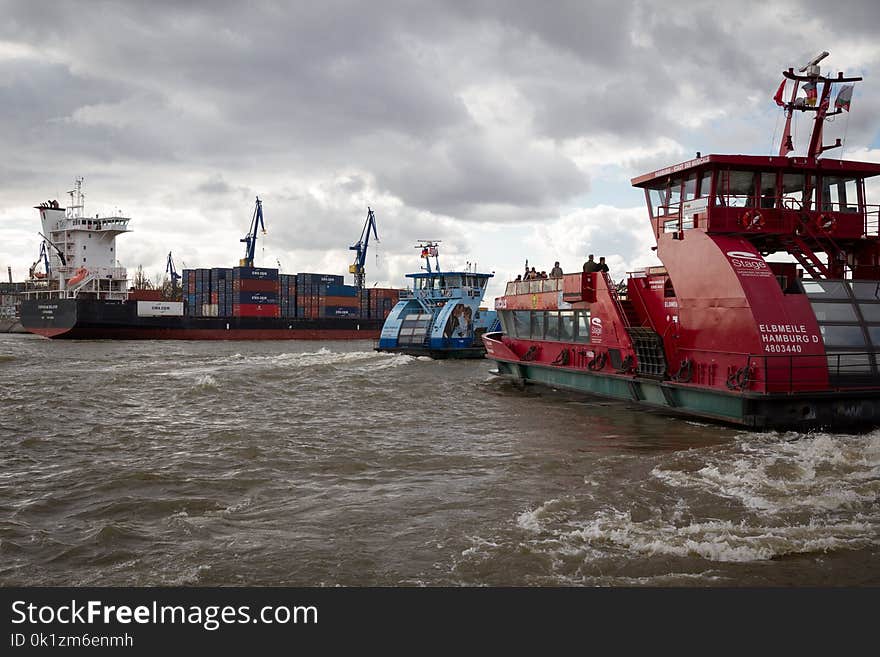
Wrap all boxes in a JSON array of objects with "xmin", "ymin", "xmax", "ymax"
[
  {"xmin": 324, "ymin": 284, "xmax": 359, "ymax": 297},
  {"xmin": 233, "ymin": 266, "xmax": 278, "ymax": 280},
  {"xmin": 233, "ymin": 278, "xmax": 280, "ymax": 293},
  {"xmin": 297, "ymin": 272, "xmax": 343, "ymax": 286},
  {"xmin": 320, "ymin": 294, "xmax": 363, "ymax": 307},
  {"xmin": 235, "ymin": 291, "xmax": 278, "ymax": 305},
  {"xmin": 320, "ymin": 305, "xmax": 360, "ymax": 318},
  {"xmin": 232, "ymin": 303, "xmax": 280, "ymax": 317}
]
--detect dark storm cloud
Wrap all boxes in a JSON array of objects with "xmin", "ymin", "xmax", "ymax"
[{"xmin": 2, "ymin": 0, "xmax": 880, "ymax": 254}]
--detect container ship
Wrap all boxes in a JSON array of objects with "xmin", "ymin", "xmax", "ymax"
[
  {"xmin": 376, "ymin": 241, "xmax": 499, "ymax": 358},
  {"xmin": 19, "ymin": 181, "xmax": 401, "ymax": 339},
  {"xmin": 484, "ymin": 52, "xmax": 880, "ymax": 429}
]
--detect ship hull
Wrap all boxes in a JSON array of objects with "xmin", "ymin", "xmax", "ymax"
[
  {"xmin": 20, "ymin": 298, "xmax": 383, "ymax": 340},
  {"xmin": 375, "ymin": 345, "xmax": 486, "ymax": 359},
  {"xmin": 484, "ymin": 333, "xmax": 880, "ymax": 431}
]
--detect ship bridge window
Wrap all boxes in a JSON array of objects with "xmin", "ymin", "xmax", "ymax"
[
  {"xmin": 698, "ymin": 170, "xmax": 711, "ymax": 198},
  {"xmin": 760, "ymin": 172, "xmax": 778, "ymax": 208},
  {"xmin": 717, "ymin": 169, "xmax": 756, "ymax": 208},
  {"xmin": 781, "ymin": 173, "xmax": 816, "ymax": 211},
  {"xmin": 821, "ymin": 176, "xmax": 861, "ymax": 212},
  {"xmin": 444, "ymin": 275, "xmax": 461, "ymax": 288},
  {"xmin": 683, "ymin": 174, "xmax": 697, "ymax": 201},
  {"xmin": 648, "ymin": 186, "xmax": 667, "ymax": 219},
  {"xmin": 859, "ymin": 304, "xmax": 880, "ymax": 322}
]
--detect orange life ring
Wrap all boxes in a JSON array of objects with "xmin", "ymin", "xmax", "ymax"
[
  {"xmin": 740, "ymin": 210, "xmax": 765, "ymax": 231},
  {"xmin": 814, "ymin": 213, "xmax": 836, "ymax": 233}
]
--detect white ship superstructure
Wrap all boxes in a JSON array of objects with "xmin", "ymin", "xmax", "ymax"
[{"xmin": 26, "ymin": 178, "xmax": 130, "ymax": 300}]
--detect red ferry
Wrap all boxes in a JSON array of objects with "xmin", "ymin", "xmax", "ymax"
[{"xmin": 484, "ymin": 53, "xmax": 880, "ymax": 429}]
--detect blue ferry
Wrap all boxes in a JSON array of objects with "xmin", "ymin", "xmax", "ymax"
[{"xmin": 377, "ymin": 242, "xmax": 499, "ymax": 358}]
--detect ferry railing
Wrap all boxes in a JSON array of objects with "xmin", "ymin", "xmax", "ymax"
[{"xmin": 504, "ymin": 278, "xmax": 563, "ymax": 296}]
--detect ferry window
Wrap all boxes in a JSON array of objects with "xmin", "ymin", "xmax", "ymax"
[
  {"xmin": 858, "ymin": 304, "xmax": 880, "ymax": 322},
  {"xmin": 575, "ymin": 311, "xmax": 591, "ymax": 343},
  {"xmin": 802, "ymin": 280, "xmax": 849, "ymax": 298},
  {"xmin": 668, "ymin": 178, "xmax": 683, "ymax": 212},
  {"xmin": 648, "ymin": 185, "xmax": 668, "ymax": 218},
  {"xmin": 445, "ymin": 276, "xmax": 461, "ymax": 288},
  {"xmin": 512, "ymin": 311, "xmax": 530, "ymax": 338},
  {"xmin": 821, "ymin": 176, "xmax": 860, "ymax": 212},
  {"xmin": 718, "ymin": 169, "xmax": 756, "ymax": 208},
  {"xmin": 559, "ymin": 311, "xmax": 574, "ymax": 341},
  {"xmin": 663, "ymin": 220, "xmax": 679, "ymax": 233},
  {"xmin": 545, "ymin": 312, "xmax": 560, "ymax": 341},
  {"xmin": 697, "ymin": 170, "xmax": 711, "ymax": 198},
  {"xmin": 850, "ymin": 281, "xmax": 880, "ymax": 300},
  {"xmin": 683, "ymin": 174, "xmax": 697, "ymax": 201},
  {"xmin": 781, "ymin": 173, "xmax": 816, "ymax": 211},
  {"xmin": 498, "ymin": 311, "xmax": 512, "ymax": 334},
  {"xmin": 759, "ymin": 172, "xmax": 778, "ymax": 208},
  {"xmin": 811, "ymin": 303, "xmax": 857, "ymax": 322},
  {"xmin": 531, "ymin": 311, "xmax": 545, "ymax": 340},
  {"xmin": 820, "ymin": 325, "xmax": 866, "ymax": 347}
]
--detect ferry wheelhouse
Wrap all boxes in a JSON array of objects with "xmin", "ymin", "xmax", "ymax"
[
  {"xmin": 484, "ymin": 53, "xmax": 880, "ymax": 429},
  {"xmin": 377, "ymin": 241, "xmax": 498, "ymax": 358}
]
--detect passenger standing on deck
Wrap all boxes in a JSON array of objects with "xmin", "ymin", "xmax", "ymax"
[
  {"xmin": 597, "ymin": 257, "xmax": 609, "ymax": 273},
  {"xmin": 550, "ymin": 262, "xmax": 563, "ymax": 278},
  {"xmin": 583, "ymin": 254, "xmax": 598, "ymax": 273}
]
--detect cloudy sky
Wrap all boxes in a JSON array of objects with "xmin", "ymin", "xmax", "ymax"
[{"xmin": 2, "ymin": 0, "xmax": 880, "ymax": 301}]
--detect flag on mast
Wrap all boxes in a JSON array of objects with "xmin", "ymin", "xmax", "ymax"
[
  {"xmin": 835, "ymin": 84, "xmax": 854, "ymax": 111},
  {"xmin": 802, "ymin": 81, "xmax": 817, "ymax": 106},
  {"xmin": 773, "ymin": 79, "xmax": 786, "ymax": 107}
]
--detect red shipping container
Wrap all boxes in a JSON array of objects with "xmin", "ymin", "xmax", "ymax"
[
  {"xmin": 233, "ymin": 279, "xmax": 280, "ymax": 293},
  {"xmin": 232, "ymin": 303, "xmax": 280, "ymax": 317},
  {"xmin": 129, "ymin": 289, "xmax": 164, "ymax": 301},
  {"xmin": 320, "ymin": 295, "xmax": 363, "ymax": 307}
]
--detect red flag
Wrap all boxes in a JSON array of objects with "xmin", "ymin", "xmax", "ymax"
[{"xmin": 773, "ymin": 79, "xmax": 786, "ymax": 107}]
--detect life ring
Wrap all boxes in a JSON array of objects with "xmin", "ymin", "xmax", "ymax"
[
  {"xmin": 813, "ymin": 213, "xmax": 836, "ymax": 233},
  {"xmin": 740, "ymin": 210, "xmax": 765, "ymax": 231}
]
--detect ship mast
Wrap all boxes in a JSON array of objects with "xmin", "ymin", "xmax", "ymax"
[{"xmin": 777, "ymin": 51, "xmax": 862, "ymax": 161}]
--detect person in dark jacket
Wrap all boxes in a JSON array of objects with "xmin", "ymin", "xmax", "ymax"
[
  {"xmin": 550, "ymin": 262, "xmax": 563, "ymax": 278},
  {"xmin": 597, "ymin": 256, "xmax": 609, "ymax": 273},
  {"xmin": 583, "ymin": 254, "xmax": 598, "ymax": 273}
]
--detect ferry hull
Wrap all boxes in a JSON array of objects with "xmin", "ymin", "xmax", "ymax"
[
  {"xmin": 375, "ymin": 344, "xmax": 486, "ymax": 359},
  {"xmin": 483, "ymin": 327, "xmax": 880, "ymax": 431},
  {"xmin": 490, "ymin": 357, "xmax": 880, "ymax": 431},
  {"xmin": 20, "ymin": 298, "xmax": 382, "ymax": 340}
]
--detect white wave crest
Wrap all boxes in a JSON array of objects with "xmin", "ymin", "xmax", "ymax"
[
  {"xmin": 652, "ymin": 431, "xmax": 880, "ymax": 514},
  {"xmin": 566, "ymin": 507, "xmax": 876, "ymax": 563},
  {"xmin": 193, "ymin": 374, "xmax": 218, "ymax": 389}
]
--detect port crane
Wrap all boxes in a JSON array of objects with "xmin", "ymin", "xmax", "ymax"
[
  {"xmin": 166, "ymin": 251, "xmax": 181, "ymax": 295},
  {"xmin": 349, "ymin": 207, "xmax": 378, "ymax": 290},
  {"xmin": 239, "ymin": 197, "xmax": 265, "ymax": 267}
]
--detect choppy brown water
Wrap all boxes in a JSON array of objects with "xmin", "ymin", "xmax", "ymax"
[{"xmin": 1, "ymin": 334, "xmax": 878, "ymax": 586}]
